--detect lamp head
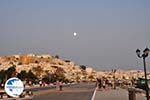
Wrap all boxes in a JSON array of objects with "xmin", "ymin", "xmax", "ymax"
[
  {"xmin": 136, "ymin": 49, "xmax": 141, "ymax": 58},
  {"xmin": 143, "ymin": 48, "xmax": 150, "ymax": 57}
]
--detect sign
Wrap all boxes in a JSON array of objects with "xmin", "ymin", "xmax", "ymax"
[{"xmin": 4, "ymin": 77, "xmax": 24, "ymax": 98}]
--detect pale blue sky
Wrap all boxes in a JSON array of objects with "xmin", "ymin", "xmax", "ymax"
[{"xmin": 0, "ymin": 0, "xmax": 150, "ymax": 70}]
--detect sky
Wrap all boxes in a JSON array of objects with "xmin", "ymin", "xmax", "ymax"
[{"xmin": 0, "ymin": 0, "xmax": 150, "ymax": 71}]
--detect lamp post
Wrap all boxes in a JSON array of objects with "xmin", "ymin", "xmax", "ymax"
[
  {"xmin": 136, "ymin": 48, "xmax": 150, "ymax": 100},
  {"xmin": 112, "ymin": 69, "xmax": 116, "ymax": 89}
]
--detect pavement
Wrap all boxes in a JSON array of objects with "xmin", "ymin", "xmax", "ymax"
[
  {"xmin": 33, "ymin": 84, "xmax": 147, "ymax": 100},
  {"xmin": 33, "ymin": 83, "xmax": 95, "ymax": 100},
  {"xmin": 94, "ymin": 88, "xmax": 146, "ymax": 100}
]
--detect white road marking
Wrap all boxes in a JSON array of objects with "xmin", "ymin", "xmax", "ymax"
[{"xmin": 91, "ymin": 87, "xmax": 97, "ymax": 100}]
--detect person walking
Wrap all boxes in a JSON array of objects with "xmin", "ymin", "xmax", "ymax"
[
  {"xmin": 102, "ymin": 79, "xmax": 106, "ymax": 90},
  {"xmin": 59, "ymin": 81, "xmax": 63, "ymax": 91},
  {"xmin": 56, "ymin": 80, "xmax": 59, "ymax": 90},
  {"xmin": 96, "ymin": 78, "xmax": 102, "ymax": 90},
  {"xmin": 39, "ymin": 81, "xmax": 42, "ymax": 87},
  {"xmin": 56, "ymin": 80, "xmax": 63, "ymax": 91}
]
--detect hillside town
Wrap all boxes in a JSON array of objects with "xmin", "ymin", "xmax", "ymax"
[
  {"xmin": 0, "ymin": 54, "xmax": 97, "ymax": 83},
  {"xmin": 0, "ymin": 54, "xmax": 148, "ymax": 85},
  {"xmin": 0, "ymin": 54, "xmax": 149, "ymax": 100}
]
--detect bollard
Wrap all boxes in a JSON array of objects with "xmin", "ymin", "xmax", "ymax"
[
  {"xmin": 128, "ymin": 88, "xmax": 136, "ymax": 100},
  {"xmin": 0, "ymin": 94, "xmax": 3, "ymax": 99}
]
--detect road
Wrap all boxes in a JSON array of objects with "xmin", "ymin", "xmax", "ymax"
[
  {"xmin": 33, "ymin": 83, "xmax": 96, "ymax": 100},
  {"xmin": 1, "ymin": 83, "xmax": 146, "ymax": 100}
]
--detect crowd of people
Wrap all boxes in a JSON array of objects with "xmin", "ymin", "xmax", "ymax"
[
  {"xmin": 96, "ymin": 76, "xmax": 137, "ymax": 91},
  {"xmin": 96, "ymin": 77, "xmax": 117, "ymax": 90}
]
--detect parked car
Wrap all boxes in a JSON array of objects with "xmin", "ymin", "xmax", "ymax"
[{"xmin": 135, "ymin": 78, "xmax": 150, "ymax": 90}]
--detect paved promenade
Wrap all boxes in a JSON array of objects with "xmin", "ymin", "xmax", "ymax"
[
  {"xmin": 34, "ymin": 83, "xmax": 95, "ymax": 100},
  {"xmin": 94, "ymin": 88, "xmax": 146, "ymax": 100},
  {"xmin": 1, "ymin": 83, "xmax": 147, "ymax": 100}
]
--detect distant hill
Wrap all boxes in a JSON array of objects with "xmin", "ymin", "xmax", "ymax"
[{"xmin": 0, "ymin": 54, "xmax": 97, "ymax": 82}]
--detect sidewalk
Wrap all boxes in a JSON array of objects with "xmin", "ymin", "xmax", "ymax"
[{"xmin": 94, "ymin": 88, "xmax": 146, "ymax": 100}]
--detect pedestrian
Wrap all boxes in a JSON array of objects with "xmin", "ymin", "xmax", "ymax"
[
  {"xmin": 96, "ymin": 78, "xmax": 102, "ymax": 90},
  {"xmin": 39, "ymin": 81, "xmax": 42, "ymax": 87},
  {"xmin": 59, "ymin": 81, "xmax": 63, "ymax": 91},
  {"xmin": 105, "ymin": 79, "xmax": 110, "ymax": 90},
  {"xmin": 102, "ymin": 78, "xmax": 106, "ymax": 90},
  {"xmin": 56, "ymin": 80, "xmax": 59, "ymax": 90}
]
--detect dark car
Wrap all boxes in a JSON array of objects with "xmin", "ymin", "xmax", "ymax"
[{"xmin": 135, "ymin": 78, "xmax": 150, "ymax": 90}]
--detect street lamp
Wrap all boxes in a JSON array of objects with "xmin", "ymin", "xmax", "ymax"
[
  {"xmin": 136, "ymin": 48, "xmax": 150, "ymax": 100},
  {"xmin": 112, "ymin": 69, "xmax": 116, "ymax": 89}
]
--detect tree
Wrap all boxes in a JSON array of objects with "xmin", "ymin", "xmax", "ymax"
[
  {"xmin": 32, "ymin": 66, "xmax": 43, "ymax": 77},
  {"xmin": 5, "ymin": 65, "xmax": 16, "ymax": 79},
  {"xmin": 26, "ymin": 70, "xmax": 37, "ymax": 83},
  {"xmin": 44, "ymin": 71, "xmax": 56, "ymax": 83},
  {"xmin": 55, "ymin": 55, "xmax": 59, "ymax": 59},
  {"xmin": 0, "ymin": 70, "xmax": 6, "ymax": 83},
  {"xmin": 80, "ymin": 65, "xmax": 86, "ymax": 70},
  {"xmin": 49, "ymin": 73, "xmax": 57, "ymax": 83},
  {"xmin": 42, "ymin": 76, "xmax": 51, "ymax": 84},
  {"xmin": 17, "ymin": 70, "xmax": 27, "ymax": 81},
  {"xmin": 55, "ymin": 67, "xmax": 65, "ymax": 81}
]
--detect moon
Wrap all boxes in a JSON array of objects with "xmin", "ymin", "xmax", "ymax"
[{"xmin": 73, "ymin": 32, "xmax": 77, "ymax": 36}]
